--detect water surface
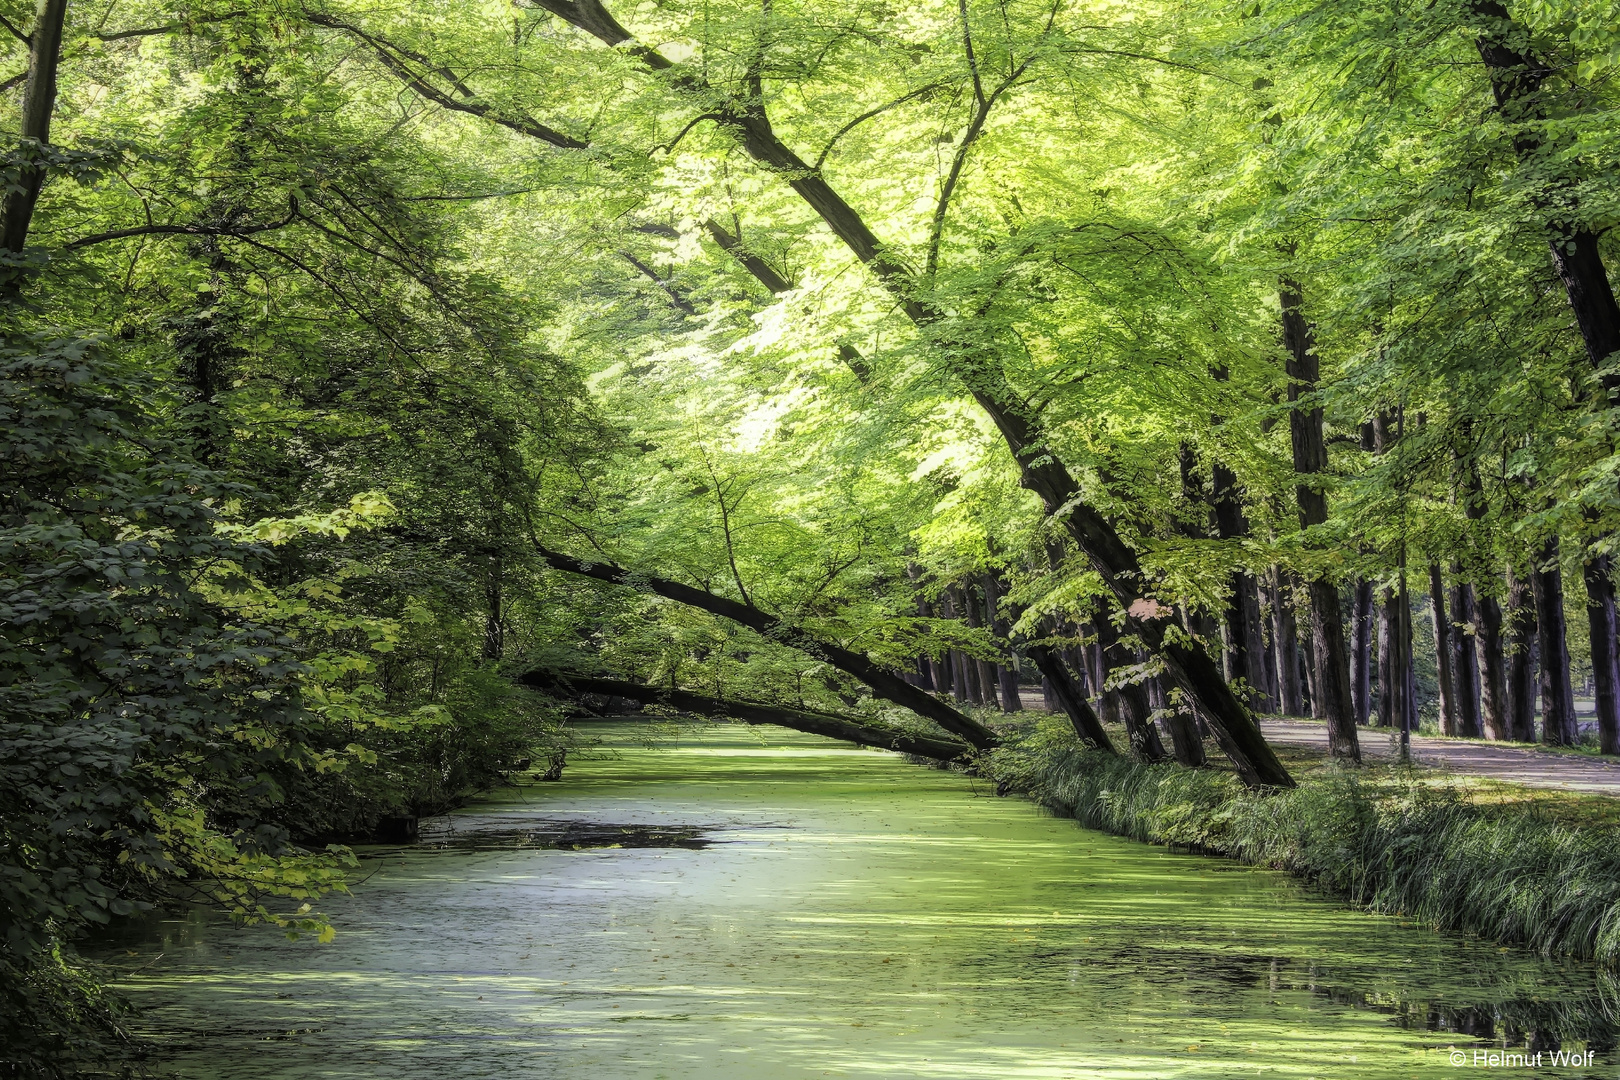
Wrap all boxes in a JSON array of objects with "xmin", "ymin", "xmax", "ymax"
[{"xmin": 101, "ymin": 722, "xmax": 1617, "ymax": 1078}]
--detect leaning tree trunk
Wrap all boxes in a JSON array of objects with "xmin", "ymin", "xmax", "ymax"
[
  {"xmin": 1428, "ymin": 564, "xmax": 1458, "ymax": 736},
  {"xmin": 1450, "ymin": 575, "xmax": 1484, "ymax": 738},
  {"xmin": 525, "ymin": 673, "xmax": 972, "ymax": 761},
  {"xmin": 1094, "ymin": 606, "xmax": 1168, "ymax": 762},
  {"xmin": 1280, "ymin": 279, "xmax": 1360, "ymax": 762},
  {"xmin": 1025, "ymin": 641, "xmax": 1115, "ymax": 752},
  {"xmin": 1531, "ymin": 539, "xmax": 1579, "ymax": 746},
  {"xmin": 1582, "ymin": 554, "xmax": 1620, "ymax": 755},
  {"xmin": 1469, "ymin": 2, "xmax": 1620, "ymax": 401},
  {"xmin": 533, "ymin": 544, "xmax": 998, "ymax": 748}
]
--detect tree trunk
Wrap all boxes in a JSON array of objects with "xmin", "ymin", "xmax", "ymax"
[
  {"xmin": 1025, "ymin": 643, "xmax": 1115, "ymax": 752},
  {"xmin": 1041, "ymin": 675, "xmax": 1056, "ymax": 712},
  {"xmin": 1582, "ymin": 554, "xmax": 1620, "ymax": 755},
  {"xmin": 1428, "ymin": 565, "xmax": 1457, "ymax": 735},
  {"xmin": 1531, "ymin": 540, "xmax": 1579, "ymax": 745},
  {"xmin": 1270, "ymin": 568, "xmax": 1305, "ymax": 717},
  {"xmin": 983, "ymin": 574, "xmax": 1024, "ymax": 714},
  {"xmin": 525, "ymin": 672, "xmax": 972, "ymax": 761},
  {"xmin": 962, "ymin": 583, "xmax": 997, "ymax": 708},
  {"xmin": 1351, "ymin": 579, "xmax": 1374, "ymax": 725},
  {"xmin": 1476, "ymin": 591, "xmax": 1509, "ymax": 740},
  {"xmin": 1377, "ymin": 587, "xmax": 1397, "ymax": 728},
  {"xmin": 1450, "ymin": 577, "xmax": 1484, "ymax": 737},
  {"xmin": 483, "ymin": 552, "xmax": 505, "ymax": 661},
  {"xmin": 533, "ymin": 543, "xmax": 998, "ymax": 748},
  {"xmin": 1155, "ymin": 673, "xmax": 1206, "ymax": 767},
  {"xmin": 1459, "ymin": 446, "xmax": 1507, "ymax": 739},
  {"xmin": 1281, "ymin": 278, "xmax": 1359, "ymax": 762},
  {"xmin": 1469, "ymin": 3, "xmax": 1620, "ymax": 397},
  {"xmin": 1095, "ymin": 607, "xmax": 1168, "ymax": 762},
  {"xmin": 0, "ymin": 0, "xmax": 72, "ymax": 264},
  {"xmin": 908, "ymin": 566, "xmax": 937, "ymax": 691},
  {"xmin": 1212, "ymin": 460, "xmax": 1269, "ymax": 709},
  {"xmin": 1505, "ymin": 566, "xmax": 1539, "ymax": 741}
]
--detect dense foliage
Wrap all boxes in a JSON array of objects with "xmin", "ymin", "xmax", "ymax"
[{"xmin": 2, "ymin": 0, "xmax": 1618, "ymax": 1070}]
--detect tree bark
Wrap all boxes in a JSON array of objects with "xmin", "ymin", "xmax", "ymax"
[
  {"xmin": 959, "ymin": 584, "xmax": 992, "ymax": 707},
  {"xmin": 1531, "ymin": 539, "xmax": 1579, "ymax": 746},
  {"xmin": 970, "ymin": 586, "xmax": 1001, "ymax": 709},
  {"xmin": 525, "ymin": 672, "xmax": 972, "ymax": 761},
  {"xmin": 1280, "ymin": 279, "xmax": 1360, "ymax": 762},
  {"xmin": 1377, "ymin": 587, "xmax": 1397, "ymax": 728},
  {"xmin": 1211, "ymin": 460, "xmax": 1269, "ymax": 710},
  {"xmin": 1094, "ymin": 607, "xmax": 1168, "ymax": 763},
  {"xmin": 1025, "ymin": 644, "xmax": 1115, "ymax": 752},
  {"xmin": 1460, "ymin": 448, "xmax": 1508, "ymax": 739},
  {"xmin": 1351, "ymin": 579, "xmax": 1374, "ymax": 725},
  {"xmin": 1428, "ymin": 564, "xmax": 1457, "ymax": 735},
  {"xmin": 1505, "ymin": 566, "xmax": 1539, "ymax": 742},
  {"xmin": 983, "ymin": 573, "xmax": 1023, "ymax": 713},
  {"xmin": 1450, "ymin": 577, "xmax": 1484, "ymax": 738},
  {"xmin": 0, "ymin": 0, "xmax": 72, "ymax": 264},
  {"xmin": 1469, "ymin": 2, "xmax": 1620, "ymax": 394},
  {"xmin": 532, "ymin": 543, "xmax": 998, "ymax": 748},
  {"xmin": 1476, "ymin": 591, "xmax": 1509, "ymax": 740},
  {"xmin": 1582, "ymin": 554, "xmax": 1620, "ymax": 755},
  {"xmin": 1270, "ymin": 568, "xmax": 1305, "ymax": 717}
]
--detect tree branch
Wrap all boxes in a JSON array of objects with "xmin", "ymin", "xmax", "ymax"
[
  {"xmin": 307, "ymin": 13, "xmax": 587, "ymax": 149},
  {"xmin": 619, "ymin": 250, "xmax": 695, "ymax": 315},
  {"xmin": 703, "ymin": 216, "xmax": 790, "ymax": 293},
  {"xmin": 813, "ymin": 83, "xmax": 944, "ymax": 171},
  {"xmin": 531, "ymin": 542, "xmax": 999, "ymax": 748},
  {"xmin": 92, "ymin": 11, "xmax": 250, "ymax": 42},
  {"xmin": 522, "ymin": 671, "xmax": 973, "ymax": 761},
  {"xmin": 64, "ymin": 210, "xmax": 299, "ymax": 250}
]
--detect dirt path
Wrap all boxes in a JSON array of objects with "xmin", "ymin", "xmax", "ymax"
[{"xmin": 1260, "ymin": 719, "xmax": 1620, "ymax": 794}]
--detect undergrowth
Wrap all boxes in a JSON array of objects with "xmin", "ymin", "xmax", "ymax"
[{"xmin": 989, "ymin": 720, "xmax": 1620, "ymax": 967}]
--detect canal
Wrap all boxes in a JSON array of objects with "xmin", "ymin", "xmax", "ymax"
[{"xmin": 98, "ymin": 722, "xmax": 1616, "ymax": 1078}]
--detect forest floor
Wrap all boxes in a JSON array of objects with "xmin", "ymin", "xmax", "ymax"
[{"xmin": 1258, "ymin": 719, "xmax": 1620, "ymax": 795}]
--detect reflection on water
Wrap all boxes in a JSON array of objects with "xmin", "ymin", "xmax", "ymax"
[{"xmin": 95, "ymin": 723, "xmax": 1618, "ymax": 1078}]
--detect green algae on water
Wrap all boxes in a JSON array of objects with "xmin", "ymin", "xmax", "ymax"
[{"xmin": 96, "ymin": 722, "xmax": 1618, "ymax": 1079}]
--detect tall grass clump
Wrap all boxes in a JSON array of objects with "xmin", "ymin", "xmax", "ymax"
[{"xmin": 991, "ymin": 731, "xmax": 1620, "ymax": 967}]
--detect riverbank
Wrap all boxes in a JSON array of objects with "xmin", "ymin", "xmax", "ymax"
[{"xmin": 987, "ymin": 717, "xmax": 1620, "ymax": 968}]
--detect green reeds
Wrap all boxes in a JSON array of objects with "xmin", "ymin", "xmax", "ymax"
[{"xmin": 992, "ymin": 734, "xmax": 1620, "ymax": 967}]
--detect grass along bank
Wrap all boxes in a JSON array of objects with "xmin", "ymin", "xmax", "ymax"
[{"xmin": 986, "ymin": 717, "xmax": 1620, "ymax": 967}]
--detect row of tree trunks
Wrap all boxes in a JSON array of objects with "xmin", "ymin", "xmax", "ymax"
[{"xmin": 1375, "ymin": 551, "xmax": 1620, "ymax": 751}]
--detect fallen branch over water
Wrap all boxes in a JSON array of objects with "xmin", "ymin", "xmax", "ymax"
[{"xmin": 521, "ymin": 671, "xmax": 975, "ymax": 762}]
